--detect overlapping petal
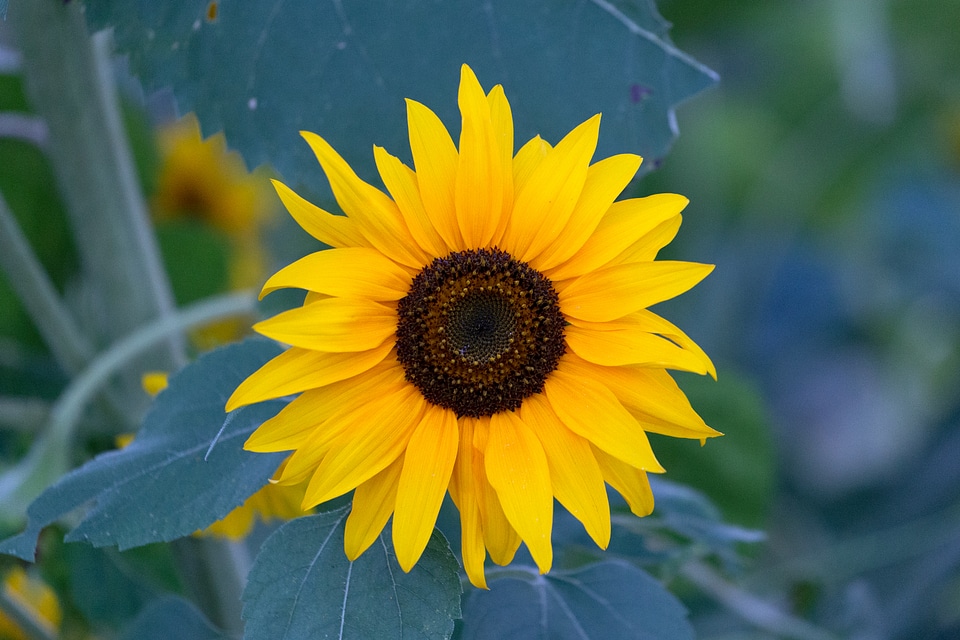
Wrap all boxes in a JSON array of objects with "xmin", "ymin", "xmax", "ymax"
[
  {"xmin": 392, "ymin": 405, "xmax": 459, "ymax": 571},
  {"xmin": 301, "ymin": 130, "xmax": 428, "ymax": 268},
  {"xmin": 520, "ymin": 395, "xmax": 610, "ymax": 547},
  {"xmin": 502, "ymin": 115, "xmax": 601, "ymax": 262},
  {"xmin": 559, "ymin": 260, "xmax": 715, "ymax": 322},
  {"xmin": 544, "ymin": 193, "xmax": 685, "ymax": 281},
  {"xmin": 544, "ymin": 363, "xmax": 664, "ymax": 473},
  {"xmin": 252, "ymin": 298, "xmax": 396, "ymax": 352},
  {"xmin": 226, "ymin": 341, "xmax": 393, "ymax": 412},
  {"xmin": 344, "ymin": 457, "xmax": 403, "ymax": 560},
  {"xmin": 532, "ymin": 153, "xmax": 643, "ymax": 273},
  {"xmin": 301, "ymin": 386, "xmax": 426, "ymax": 507},
  {"xmin": 406, "ymin": 98, "xmax": 462, "ymax": 251},
  {"xmin": 270, "ymin": 179, "xmax": 366, "ymax": 248},
  {"xmin": 456, "ymin": 65, "xmax": 506, "ymax": 248},
  {"xmin": 259, "ymin": 247, "xmax": 414, "ymax": 301},
  {"xmin": 485, "ymin": 411, "xmax": 554, "ymax": 574}
]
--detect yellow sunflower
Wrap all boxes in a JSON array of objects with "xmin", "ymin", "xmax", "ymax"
[{"xmin": 227, "ymin": 64, "xmax": 719, "ymax": 589}]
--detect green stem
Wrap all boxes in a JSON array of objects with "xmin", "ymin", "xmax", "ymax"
[
  {"xmin": 0, "ymin": 292, "xmax": 257, "ymax": 522},
  {"xmin": 0, "ymin": 190, "xmax": 94, "ymax": 374},
  {"xmin": 681, "ymin": 562, "xmax": 841, "ymax": 640},
  {"xmin": 171, "ymin": 537, "xmax": 248, "ymax": 636},
  {"xmin": 45, "ymin": 291, "xmax": 257, "ymax": 450},
  {"xmin": 0, "ymin": 585, "xmax": 57, "ymax": 640},
  {"xmin": 0, "ymin": 396, "xmax": 49, "ymax": 431},
  {"xmin": 9, "ymin": 0, "xmax": 183, "ymax": 366}
]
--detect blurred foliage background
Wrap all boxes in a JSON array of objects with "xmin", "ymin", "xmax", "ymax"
[
  {"xmin": 2, "ymin": 0, "xmax": 960, "ymax": 638},
  {"xmin": 647, "ymin": 0, "xmax": 960, "ymax": 637}
]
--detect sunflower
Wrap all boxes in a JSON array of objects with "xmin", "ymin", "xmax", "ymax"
[{"xmin": 227, "ymin": 64, "xmax": 719, "ymax": 589}]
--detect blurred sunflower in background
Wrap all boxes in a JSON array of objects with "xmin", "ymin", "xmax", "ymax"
[
  {"xmin": 227, "ymin": 64, "xmax": 719, "ymax": 588},
  {"xmin": 0, "ymin": 567, "xmax": 62, "ymax": 640},
  {"xmin": 151, "ymin": 113, "xmax": 276, "ymax": 347}
]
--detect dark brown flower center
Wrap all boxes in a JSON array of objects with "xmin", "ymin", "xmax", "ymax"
[{"xmin": 395, "ymin": 248, "xmax": 565, "ymax": 418}]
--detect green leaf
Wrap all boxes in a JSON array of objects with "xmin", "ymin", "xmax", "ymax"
[
  {"xmin": 242, "ymin": 507, "xmax": 462, "ymax": 640},
  {"xmin": 66, "ymin": 543, "xmax": 181, "ymax": 629},
  {"xmin": 461, "ymin": 561, "xmax": 694, "ymax": 640},
  {"xmin": 0, "ymin": 339, "xmax": 286, "ymax": 561},
  {"xmin": 82, "ymin": 0, "xmax": 717, "ymax": 197},
  {"xmin": 119, "ymin": 596, "xmax": 227, "ymax": 640}
]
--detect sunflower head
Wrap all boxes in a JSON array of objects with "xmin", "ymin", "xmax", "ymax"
[{"xmin": 228, "ymin": 64, "xmax": 719, "ymax": 589}]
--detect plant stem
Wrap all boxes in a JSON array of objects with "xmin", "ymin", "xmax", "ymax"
[
  {"xmin": 0, "ymin": 292, "xmax": 257, "ymax": 524},
  {"xmin": 0, "ymin": 191, "xmax": 94, "ymax": 375},
  {"xmin": 681, "ymin": 561, "xmax": 841, "ymax": 640},
  {"xmin": 45, "ymin": 291, "xmax": 257, "ymax": 452},
  {"xmin": 0, "ymin": 586, "xmax": 57, "ymax": 640},
  {"xmin": 0, "ymin": 396, "xmax": 49, "ymax": 431},
  {"xmin": 171, "ymin": 537, "xmax": 248, "ymax": 636},
  {"xmin": 8, "ymin": 0, "xmax": 183, "ymax": 367}
]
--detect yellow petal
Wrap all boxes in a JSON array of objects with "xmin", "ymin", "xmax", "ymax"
[
  {"xmin": 252, "ymin": 298, "xmax": 396, "ymax": 352},
  {"xmin": 406, "ymin": 98, "xmax": 463, "ymax": 251},
  {"xmin": 226, "ymin": 342, "xmax": 394, "ymax": 412},
  {"xmin": 471, "ymin": 418, "xmax": 522, "ymax": 566},
  {"xmin": 456, "ymin": 64, "xmax": 504, "ymax": 248},
  {"xmin": 520, "ymin": 395, "xmax": 610, "ymax": 548},
  {"xmin": 344, "ymin": 457, "xmax": 403, "ymax": 560},
  {"xmin": 393, "ymin": 405, "xmax": 459, "ymax": 572},
  {"xmin": 244, "ymin": 361, "xmax": 403, "ymax": 453},
  {"xmin": 478, "ymin": 476, "xmax": 522, "ymax": 566},
  {"xmin": 141, "ymin": 371, "xmax": 169, "ymax": 396},
  {"xmin": 563, "ymin": 354, "xmax": 721, "ymax": 440},
  {"xmin": 502, "ymin": 115, "xmax": 600, "ymax": 263},
  {"xmin": 487, "ymin": 85, "xmax": 515, "ymax": 245},
  {"xmin": 485, "ymin": 411, "xmax": 553, "ymax": 574},
  {"xmin": 583, "ymin": 308, "xmax": 716, "ymax": 379},
  {"xmin": 302, "ymin": 387, "xmax": 426, "ymax": 507},
  {"xmin": 565, "ymin": 323, "xmax": 711, "ymax": 373},
  {"xmin": 271, "ymin": 179, "xmax": 367, "ymax": 248},
  {"xmin": 593, "ymin": 446, "xmax": 655, "ymax": 517},
  {"xmin": 532, "ymin": 154, "xmax": 642, "ymax": 273},
  {"xmin": 373, "ymin": 146, "xmax": 448, "ymax": 257},
  {"xmin": 544, "ymin": 362, "xmax": 664, "ymax": 472},
  {"xmin": 300, "ymin": 131, "xmax": 428, "ymax": 268},
  {"xmin": 559, "ymin": 261, "xmax": 714, "ymax": 323},
  {"xmin": 512, "ymin": 136, "xmax": 551, "ymax": 195},
  {"xmin": 545, "ymin": 193, "xmax": 685, "ymax": 281},
  {"xmin": 608, "ymin": 212, "xmax": 683, "ymax": 266},
  {"xmin": 259, "ymin": 247, "xmax": 414, "ymax": 301},
  {"xmin": 449, "ymin": 417, "xmax": 488, "ymax": 589}
]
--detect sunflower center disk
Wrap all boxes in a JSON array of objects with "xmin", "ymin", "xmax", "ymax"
[{"xmin": 396, "ymin": 248, "xmax": 566, "ymax": 418}]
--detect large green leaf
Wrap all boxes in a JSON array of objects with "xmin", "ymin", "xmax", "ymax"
[
  {"xmin": 460, "ymin": 560, "xmax": 694, "ymax": 640},
  {"xmin": 242, "ymin": 507, "xmax": 462, "ymax": 640},
  {"xmin": 0, "ymin": 339, "xmax": 286, "ymax": 560},
  {"xmin": 81, "ymin": 0, "xmax": 717, "ymax": 197}
]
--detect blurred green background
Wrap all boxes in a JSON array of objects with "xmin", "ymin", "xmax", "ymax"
[{"xmin": 647, "ymin": 0, "xmax": 960, "ymax": 637}]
